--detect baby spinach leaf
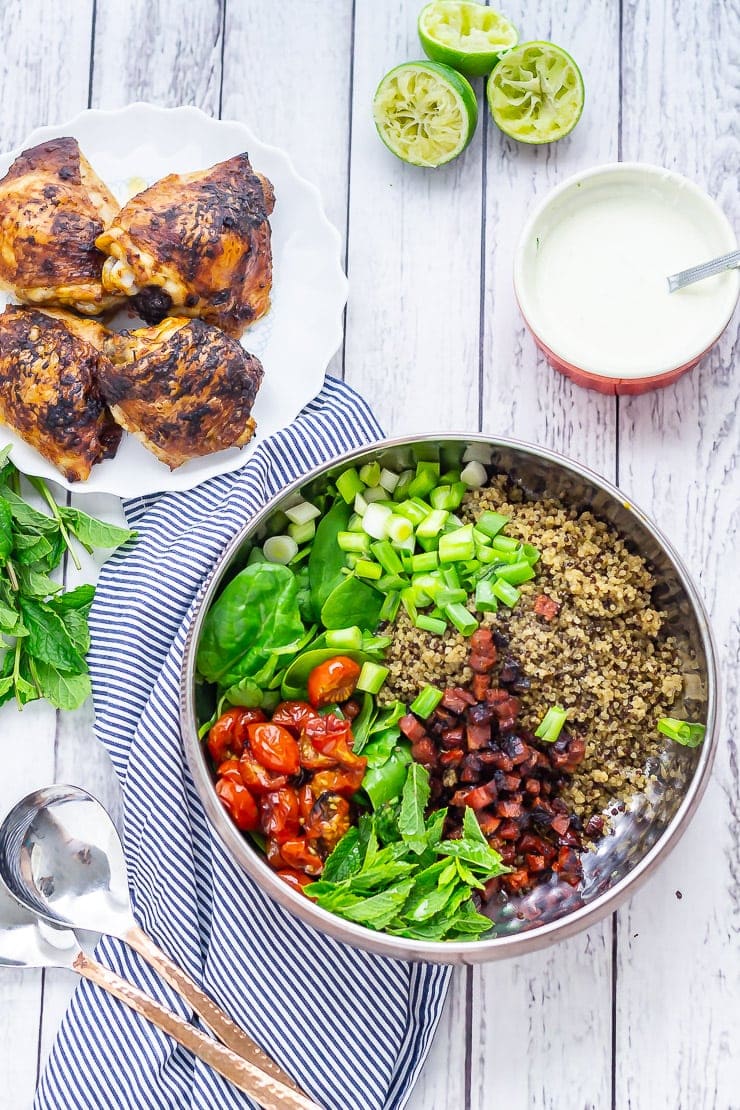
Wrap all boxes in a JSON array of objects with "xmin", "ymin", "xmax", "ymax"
[
  {"xmin": 31, "ymin": 661, "xmax": 91, "ymax": 710},
  {"xmin": 320, "ymin": 575, "xmax": 384, "ymax": 631},
  {"xmin": 308, "ymin": 498, "xmax": 351, "ymax": 617},
  {"xmin": 362, "ymin": 744, "xmax": 412, "ymax": 810},
  {"xmin": 280, "ymin": 647, "xmax": 368, "ymax": 700},
  {"xmin": 197, "ymin": 563, "xmax": 305, "ymax": 686},
  {"xmin": 18, "ymin": 597, "xmax": 87, "ymax": 674},
  {"xmin": 398, "ymin": 763, "xmax": 431, "ymax": 854},
  {"xmin": 59, "ymin": 507, "xmax": 136, "ymax": 550}
]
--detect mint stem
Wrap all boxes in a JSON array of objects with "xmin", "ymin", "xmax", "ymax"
[{"xmin": 27, "ymin": 476, "xmax": 82, "ymax": 572}]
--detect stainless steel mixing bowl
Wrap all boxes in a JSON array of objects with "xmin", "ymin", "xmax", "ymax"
[{"xmin": 180, "ymin": 435, "xmax": 718, "ymax": 964}]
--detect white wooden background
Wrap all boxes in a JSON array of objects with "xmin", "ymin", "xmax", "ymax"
[{"xmin": 0, "ymin": 1, "xmax": 738, "ymax": 1107}]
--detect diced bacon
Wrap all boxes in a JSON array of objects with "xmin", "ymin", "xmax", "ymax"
[
  {"xmin": 399, "ymin": 714, "xmax": 427, "ymax": 743},
  {"xmin": 442, "ymin": 687, "xmax": 476, "ymax": 713}
]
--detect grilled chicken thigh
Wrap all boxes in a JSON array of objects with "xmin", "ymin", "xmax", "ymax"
[
  {"xmin": 99, "ymin": 317, "xmax": 264, "ymax": 468},
  {"xmin": 0, "ymin": 138, "xmax": 122, "ymax": 315},
  {"xmin": 95, "ymin": 153, "xmax": 274, "ymax": 336},
  {"xmin": 0, "ymin": 305, "xmax": 121, "ymax": 481}
]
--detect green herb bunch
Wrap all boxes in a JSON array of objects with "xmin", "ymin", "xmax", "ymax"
[
  {"xmin": 0, "ymin": 447, "xmax": 136, "ymax": 710},
  {"xmin": 305, "ymin": 764, "xmax": 509, "ymax": 941}
]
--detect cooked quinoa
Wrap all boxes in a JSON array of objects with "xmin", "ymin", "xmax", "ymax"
[{"xmin": 380, "ymin": 475, "xmax": 685, "ymax": 822}]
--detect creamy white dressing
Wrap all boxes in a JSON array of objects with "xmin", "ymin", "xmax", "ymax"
[{"xmin": 523, "ymin": 174, "xmax": 738, "ymax": 378}]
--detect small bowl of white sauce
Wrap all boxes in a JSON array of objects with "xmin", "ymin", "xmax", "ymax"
[{"xmin": 514, "ymin": 163, "xmax": 739, "ymax": 394}]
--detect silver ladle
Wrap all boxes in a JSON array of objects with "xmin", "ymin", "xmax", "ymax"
[
  {"xmin": 0, "ymin": 876, "xmax": 317, "ymax": 1108},
  {"xmin": 0, "ymin": 785, "xmax": 319, "ymax": 1110}
]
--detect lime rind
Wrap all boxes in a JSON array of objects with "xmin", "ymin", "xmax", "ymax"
[
  {"xmin": 373, "ymin": 61, "xmax": 478, "ymax": 168},
  {"xmin": 418, "ymin": 1, "xmax": 519, "ymax": 77},
  {"xmin": 487, "ymin": 40, "xmax": 584, "ymax": 144}
]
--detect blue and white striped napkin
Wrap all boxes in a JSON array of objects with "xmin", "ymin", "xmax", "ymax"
[{"xmin": 36, "ymin": 377, "xmax": 451, "ymax": 1110}]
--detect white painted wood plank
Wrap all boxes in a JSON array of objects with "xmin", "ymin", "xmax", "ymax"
[
  {"xmin": 407, "ymin": 969, "xmax": 469, "ymax": 1110},
  {"xmin": 0, "ymin": 2, "xmax": 94, "ymax": 1104},
  {"xmin": 91, "ymin": 0, "xmax": 223, "ymax": 115},
  {"xmin": 344, "ymin": 0, "xmax": 484, "ymax": 433},
  {"xmin": 473, "ymin": 2, "xmax": 620, "ymax": 1104},
  {"xmin": 220, "ymin": 0, "xmax": 353, "ymax": 381},
  {"xmin": 615, "ymin": 1, "xmax": 740, "ymax": 1106}
]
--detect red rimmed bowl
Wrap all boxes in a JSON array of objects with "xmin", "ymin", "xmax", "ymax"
[{"xmin": 514, "ymin": 164, "xmax": 739, "ymax": 395}]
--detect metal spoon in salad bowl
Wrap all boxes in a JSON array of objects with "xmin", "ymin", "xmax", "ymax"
[
  {"xmin": 0, "ymin": 876, "xmax": 315, "ymax": 1107},
  {"xmin": 0, "ymin": 784, "xmax": 318, "ymax": 1110}
]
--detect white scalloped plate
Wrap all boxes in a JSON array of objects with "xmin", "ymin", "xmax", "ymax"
[{"xmin": 0, "ymin": 104, "xmax": 347, "ymax": 497}]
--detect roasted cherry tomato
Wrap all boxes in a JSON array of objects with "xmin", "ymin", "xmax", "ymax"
[
  {"xmin": 305, "ymin": 792, "xmax": 351, "ymax": 853},
  {"xmin": 207, "ymin": 707, "xmax": 267, "ymax": 764},
  {"xmin": 271, "ymin": 700, "xmax": 320, "ymax": 736},
  {"xmin": 277, "ymin": 837, "xmax": 323, "ymax": 874},
  {"xmin": 276, "ymin": 869, "xmax": 314, "ymax": 895},
  {"xmin": 303, "ymin": 713, "xmax": 352, "ymax": 755},
  {"xmin": 260, "ymin": 786, "xmax": 300, "ymax": 841},
  {"xmin": 310, "ymin": 766, "xmax": 366, "ymax": 798},
  {"xmin": 306, "ymin": 656, "xmax": 361, "ymax": 709},
  {"xmin": 298, "ymin": 730, "xmax": 337, "ymax": 770},
  {"xmin": 297, "ymin": 782, "xmax": 315, "ymax": 824},
  {"xmin": 215, "ymin": 778, "xmax": 259, "ymax": 831},
  {"xmin": 216, "ymin": 758, "xmax": 242, "ymax": 782},
  {"xmin": 246, "ymin": 722, "xmax": 301, "ymax": 775},
  {"xmin": 238, "ymin": 750, "xmax": 287, "ymax": 795}
]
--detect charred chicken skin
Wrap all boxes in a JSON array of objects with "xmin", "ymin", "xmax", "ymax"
[
  {"xmin": 99, "ymin": 317, "xmax": 264, "ymax": 468},
  {"xmin": 0, "ymin": 138, "xmax": 122, "ymax": 316},
  {"xmin": 96, "ymin": 153, "xmax": 274, "ymax": 336},
  {"xmin": 0, "ymin": 305, "xmax": 121, "ymax": 481}
]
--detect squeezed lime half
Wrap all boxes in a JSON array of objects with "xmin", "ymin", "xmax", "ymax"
[
  {"xmin": 418, "ymin": 1, "xmax": 519, "ymax": 77},
  {"xmin": 373, "ymin": 60, "xmax": 478, "ymax": 168},
  {"xmin": 487, "ymin": 41, "xmax": 584, "ymax": 143}
]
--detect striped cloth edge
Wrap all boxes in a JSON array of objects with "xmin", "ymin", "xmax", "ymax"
[{"xmin": 35, "ymin": 377, "xmax": 451, "ymax": 1110}]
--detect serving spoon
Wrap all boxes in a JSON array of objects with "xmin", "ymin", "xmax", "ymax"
[
  {"xmin": 667, "ymin": 247, "xmax": 740, "ymax": 292},
  {"xmin": 0, "ymin": 785, "xmax": 314, "ymax": 1106},
  {"xmin": 0, "ymin": 876, "xmax": 318, "ymax": 1108}
]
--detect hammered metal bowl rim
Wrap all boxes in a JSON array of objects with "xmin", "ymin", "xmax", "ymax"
[{"xmin": 180, "ymin": 432, "xmax": 719, "ymax": 964}]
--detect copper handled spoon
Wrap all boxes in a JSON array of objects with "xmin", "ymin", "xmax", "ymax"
[
  {"xmin": 0, "ymin": 785, "xmax": 318, "ymax": 1108},
  {"xmin": 0, "ymin": 876, "xmax": 319, "ymax": 1109}
]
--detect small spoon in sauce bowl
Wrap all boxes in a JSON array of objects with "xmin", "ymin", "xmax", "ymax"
[{"xmin": 668, "ymin": 247, "xmax": 740, "ymax": 292}]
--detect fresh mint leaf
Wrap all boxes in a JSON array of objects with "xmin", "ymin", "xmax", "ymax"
[
  {"xmin": 398, "ymin": 763, "xmax": 431, "ymax": 854},
  {"xmin": 16, "ymin": 567, "xmax": 63, "ymax": 597},
  {"xmin": 58, "ymin": 609, "xmax": 91, "ymax": 655},
  {"xmin": 2, "ymin": 489, "xmax": 57, "ymax": 534},
  {"xmin": 435, "ymin": 836, "xmax": 508, "ymax": 877},
  {"xmin": 19, "ymin": 597, "xmax": 87, "ymax": 673},
  {"xmin": 48, "ymin": 584, "xmax": 95, "ymax": 612},
  {"xmin": 59, "ymin": 507, "xmax": 136, "ymax": 550},
  {"xmin": 13, "ymin": 533, "xmax": 53, "ymax": 565},
  {"xmin": 322, "ymin": 827, "xmax": 363, "ymax": 883},
  {"xmin": 0, "ymin": 499, "xmax": 13, "ymax": 561},
  {"xmin": 339, "ymin": 879, "xmax": 415, "ymax": 929},
  {"xmin": 462, "ymin": 805, "xmax": 489, "ymax": 847},
  {"xmin": 30, "ymin": 660, "xmax": 91, "ymax": 710}
]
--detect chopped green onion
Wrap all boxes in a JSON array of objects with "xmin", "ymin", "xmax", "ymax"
[
  {"xmin": 379, "ymin": 591, "xmax": 401, "ymax": 622},
  {"xmin": 379, "ymin": 467, "xmax": 400, "ymax": 493},
  {"xmin": 362, "ymin": 633, "xmax": 393, "ymax": 652},
  {"xmin": 410, "ymin": 684, "xmax": 445, "ymax": 717},
  {"xmin": 492, "ymin": 534, "xmax": 519, "ymax": 553},
  {"xmin": 490, "ymin": 548, "xmax": 521, "ymax": 565},
  {"xmin": 362, "ymin": 503, "xmax": 393, "ymax": 540},
  {"xmin": 395, "ymin": 499, "xmax": 428, "ymax": 526},
  {"xmin": 354, "ymin": 492, "xmax": 368, "ymax": 515},
  {"xmin": 411, "ymin": 551, "xmax": 439, "ymax": 573},
  {"xmin": 476, "ymin": 511, "xmax": 509, "ymax": 539},
  {"xmin": 393, "ymin": 469, "xmax": 415, "ymax": 501},
  {"xmin": 347, "ymin": 512, "xmax": 364, "ymax": 532},
  {"xmin": 522, "ymin": 543, "xmax": 541, "ymax": 565},
  {"xmin": 247, "ymin": 546, "xmax": 267, "ymax": 565},
  {"xmin": 535, "ymin": 705, "xmax": 568, "ymax": 744},
  {"xmin": 495, "ymin": 560, "xmax": 535, "ymax": 586},
  {"xmin": 325, "ymin": 626, "xmax": 363, "ymax": 651},
  {"xmin": 462, "ymin": 443, "xmax": 493, "ymax": 465},
  {"xmin": 401, "ymin": 587, "xmax": 418, "ymax": 623},
  {"xmin": 288, "ymin": 520, "xmax": 316, "ymax": 545},
  {"xmin": 362, "ymin": 485, "xmax": 387, "ymax": 504},
  {"xmin": 387, "ymin": 514, "xmax": 414, "ymax": 544},
  {"xmin": 472, "ymin": 526, "xmax": 492, "ymax": 545},
  {"xmin": 444, "ymin": 603, "xmax": 478, "ymax": 636},
  {"xmin": 460, "ymin": 460, "xmax": 487, "ymax": 488},
  {"xmin": 417, "ymin": 509, "xmax": 449, "ymax": 539},
  {"xmin": 439, "ymin": 525, "xmax": 475, "ymax": 564},
  {"xmin": 355, "ymin": 559, "xmax": 382, "ymax": 580},
  {"xmin": 435, "ymin": 586, "xmax": 467, "ymax": 606},
  {"xmin": 474, "ymin": 579, "xmax": 498, "ymax": 612},
  {"xmin": 491, "ymin": 578, "xmax": 520, "ymax": 607},
  {"xmin": 377, "ymin": 573, "xmax": 407, "ymax": 592},
  {"xmin": 657, "ymin": 717, "xmax": 706, "ymax": 747},
  {"xmin": 337, "ymin": 530, "xmax": 371, "ymax": 554},
  {"xmin": 359, "ymin": 461, "xmax": 381, "ymax": 487},
  {"xmin": 476, "ymin": 545, "xmax": 498, "ymax": 565},
  {"xmin": 414, "ymin": 614, "xmax": 447, "ymax": 636},
  {"xmin": 408, "ymin": 461, "xmax": 440, "ymax": 498},
  {"xmin": 284, "ymin": 500, "xmax": 321, "ymax": 526},
  {"xmin": 442, "ymin": 566, "xmax": 460, "ymax": 589},
  {"xmin": 357, "ymin": 661, "xmax": 389, "ymax": 695},
  {"xmin": 431, "ymin": 484, "xmax": 464, "ymax": 511},
  {"xmin": 337, "ymin": 467, "xmax": 364, "ymax": 504},
  {"xmin": 263, "ymin": 535, "xmax": 299, "ymax": 564},
  {"xmin": 371, "ymin": 540, "xmax": 404, "ymax": 575}
]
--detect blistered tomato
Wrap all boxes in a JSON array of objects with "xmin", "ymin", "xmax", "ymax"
[
  {"xmin": 207, "ymin": 707, "xmax": 267, "ymax": 764},
  {"xmin": 306, "ymin": 656, "xmax": 361, "ymax": 709},
  {"xmin": 271, "ymin": 701, "xmax": 320, "ymax": 736},
  {"xmin": 246, "ymin": 722, "xmax": 301, "ymax": 775},
  {"xmin": 215, "ymin": 778, "xmax": 259, "ymax": 831},
  {"xmin": 260, "ymin": 786, "xmax": 301, "ymax": 841}
]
